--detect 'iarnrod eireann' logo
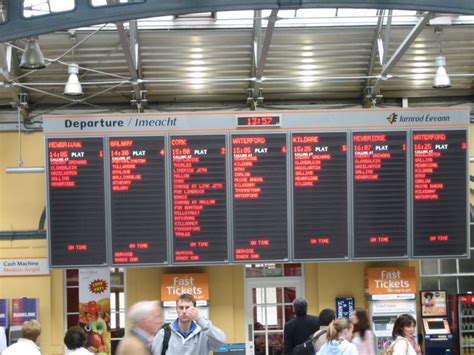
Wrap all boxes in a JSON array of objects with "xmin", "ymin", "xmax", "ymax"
[{"xmin": 386, "ymin": 112, "xmax": 398, "ymax": 124}]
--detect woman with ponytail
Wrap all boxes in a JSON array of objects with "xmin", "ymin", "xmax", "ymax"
[{"xmin": 316, "ymin": 318, "xmax": 358, "ymax": 355}]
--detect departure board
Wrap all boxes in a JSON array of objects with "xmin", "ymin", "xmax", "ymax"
[
  {"xmin": 412, "ymin": 130, "xmax": 468, "ymax": 257},
  {"xmin": 171, "ymin": 135, "xmax": 228, "ymax": 263},
  {"xmin": 292, "ymin": 132, "xmax": 348, "ymax": 260},
  {"xmin": 47, "ymin": 137, "xmax": 107, "ymax": 266},
  {"xmin": 43, "ymin": 109, "xmax": 470, "ymax": 266},
  {"xmin": 353, "ymin": 131, "xmax": 407, "ymax": 258},
  {"xmin": 231, "ymin": 134, "xmax": 288, "ymax": 261},
  {"xmin": 110, "ymin": 136, "xmax": 167, "ymax": 265}
]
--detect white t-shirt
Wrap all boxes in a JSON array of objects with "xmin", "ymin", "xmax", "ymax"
[
  {"xmin": 1, "ymin": 338, "xmax": 41, "ymax": 355},
  {"xmin": 65, "ymin": 347, "xmax": 94, "ymax": 355},
  {"xmin": 392, "ymin": 336, "xmax": 417, "ymax": 355}
]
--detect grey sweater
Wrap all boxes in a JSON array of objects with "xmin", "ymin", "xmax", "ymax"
[{"xmin": 152, "ymin": 318, "xmax": 226, "ymax": 355}]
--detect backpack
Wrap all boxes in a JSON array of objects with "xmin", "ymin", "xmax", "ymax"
[
  {"xmin": 292, "ymin": 329, "xmax": 327, "ymax": 355},
  {"xmin": 161, "ymin": 324, "xmax": 171, "ymax": 355}
]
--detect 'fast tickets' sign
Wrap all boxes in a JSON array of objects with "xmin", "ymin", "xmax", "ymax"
[
  {"xmin": 366, "ymin": 267, "xmax": 416, "ymax": 295},
  {"xmin": 160, "ymin": 273, "xmax": 209, "ymax": 301}
]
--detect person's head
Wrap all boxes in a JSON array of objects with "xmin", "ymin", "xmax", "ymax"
[
  {"xmin": 351, "ymin": 308, "xmax": 370, "ymax": 337},
  {"xmin": 392, "ymin": 314, "xmax": 416, "ymax": 339},
  {"xmin": 326, "ymin": 317, "xmax": 353, "ymax": 341},
  {"xmin": 128, "ymin": 301, "xmax": 163, "ymax": 336},
  {"xmin": 293, "ymin": 298, "xmax": 308, "ymax": 317},
  {"xmin": 319, "ymin": 308, "xmax": 336, "ymax": 326},
  {"xmin": 424, "ymin": 292, "xmax": 434, "ymax": 301},
  {"xmin": 64, "ymin": 326, "xmax": 87, "ymax": 350},
  {"xmin": 176, "ymin": 293, "xmax": 197, "ymax": 324},
  {"xmin": 21, "ymin": 320, "xmax": 41, "ymax": 343}
]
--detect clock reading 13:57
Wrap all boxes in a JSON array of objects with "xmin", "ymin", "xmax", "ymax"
[{"xmin": 237, "ymin": 116, "xmax": 280, "ymax": 127}]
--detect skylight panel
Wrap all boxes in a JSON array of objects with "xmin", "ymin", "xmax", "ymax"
[{"xmin": 23, "ymin": 0, "xmax": 74, "ymax": 17}]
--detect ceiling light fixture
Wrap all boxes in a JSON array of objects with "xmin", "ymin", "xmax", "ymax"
[
  {"xmin": 64, "ymin": 63, "xmax": 83, "ymax": 96},
  {"xmin": 432, "ymin": 27, "xmax": 451, "ymax": 89},
  {"xmin": 20, "ymin": 38, "xmax": 46, "ymax": 69},
  {"xmin": 433, "ymin": 55, "xmax": 451, "ymax": 88}
]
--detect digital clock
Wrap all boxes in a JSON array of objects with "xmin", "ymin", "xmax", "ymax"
[{"xmin": 237, "ymin": 115, "xmax": 280, "ymax": 127}]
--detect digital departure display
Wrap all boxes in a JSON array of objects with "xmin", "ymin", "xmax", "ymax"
[
  {"xmin": 110, "ymin": 136, "xmax": 167, "ymax": 265},
  {"xmin": 43, "ymin": 109, "xmax": 470, "ymax": 267},
  {"xmin": 353, "ymin": 131, "xmax": 407, "ymax": 258},
  {"xmin": 412, "ymin": 130, "xmax": 468, "ymax": 257},
  {"xmin": 171, "ymin": 135, "xmax": 228, "ymax": 263},
  {"xmin": 47, "ymin": 137, "xmax": 107, "ymax": 266},
  {"xmin": 231, "ymin": 134, "xmax": 288, "ymax": 261},
  {"xmin": 292, "ymin": 132, "xmax": 348, "ymax": 260},
  {"xmin": 237, "ymin": 116, "xmax": 280, "ymax": 127}
]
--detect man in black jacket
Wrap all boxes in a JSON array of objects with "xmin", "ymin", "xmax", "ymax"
[{"xmin": 283, "ymin": 298, "xmax": 320, "ymax": 355}]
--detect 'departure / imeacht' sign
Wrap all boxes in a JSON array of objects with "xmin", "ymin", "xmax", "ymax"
[{"xmin": 366, "ymin": 267, "xmax": 416, "ymax": 295}]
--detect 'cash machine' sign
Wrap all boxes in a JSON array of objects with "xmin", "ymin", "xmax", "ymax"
[{"xmin": 366, "ymin": 267, "xmax": 416, "ymax": 295}]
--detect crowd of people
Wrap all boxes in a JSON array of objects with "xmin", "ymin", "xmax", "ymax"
[
  {"xmin": 283, "ymin": 297, "xmax": 421, "ymax": 355},
  {"xmin": 0, "ymin": 295, "xmax": 422, "ymax": 355}
]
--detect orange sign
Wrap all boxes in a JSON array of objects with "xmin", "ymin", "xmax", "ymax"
[
  {"xmin": 366, "ymin": 267, "xmax": 416, "ymax": 295},
  {"xmin": 160, "ymin": 273, "xmax": 209, "ymax": 301}
]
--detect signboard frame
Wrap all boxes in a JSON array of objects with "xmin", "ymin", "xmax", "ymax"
[{"xmin": 43, "ymin": 108, "xmax": 470, "ymax": 267}]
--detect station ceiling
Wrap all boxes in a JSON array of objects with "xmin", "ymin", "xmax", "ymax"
[{"xmin": 0, "ymin": 6, "xmax": 474, "ymax": 123}]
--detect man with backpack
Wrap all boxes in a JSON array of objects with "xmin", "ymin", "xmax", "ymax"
[
  {"xmin": 291, "ymin": 308, "xmax": 336, "ymax": 355},
  {"xmin": 312, "ymin": 309, "xmax": 336, "ymax": 353},
  {"xmin": 152, "ymin": 293, "xmax": 226, "ymax": 355},
  {"xmin": 284, "ymin": 298, "xmax": 320, "ymax": 355}
]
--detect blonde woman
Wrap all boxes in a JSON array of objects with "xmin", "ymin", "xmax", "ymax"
[{"xmin": 316, "ymin": 317, "xmax": 358, "ymax": 355}]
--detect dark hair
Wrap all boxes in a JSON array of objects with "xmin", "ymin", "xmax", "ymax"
[
  {"xmin": 177, "ymin": 293, "xmax": 197, "ymax": 307},
  {"xmin": 424, "ymin": 292, "xmax": 434, "ymax": 299},
  {"xmin": 392, "ymin": 314, "xmax": 416, "ymax": 338},
  {"xmin": 64, "ymin": 326, "xmax": 87, "ymax": 350},
  {"xmin": 319, "ymin": 308, "xmax": 336, "ymax": 326},
  {"xmin": 293, "ymin": 298, "xmax": 308, "ymax": 317},
  {"xmin": 352, "ymin": 308, "xmax": 371, "ymax": 338}
]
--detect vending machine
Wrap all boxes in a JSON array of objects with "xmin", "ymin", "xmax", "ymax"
[
  {"xmin": 366, "ymin": 267, "xmax": 418, "ymax": 355},
  {"xmin": 458, "ymin": 294, "xmax": 474, "ymax": 355},
  {"xmin": 420, "ymin": 290, "xmax": 453, "ymax": 355},
  {"xmin": 368, "ymin": 293, "xmax": 417, "ymax": 355}
]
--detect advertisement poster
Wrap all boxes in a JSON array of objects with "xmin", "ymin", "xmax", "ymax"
[
  {"xmin": 421, "ymin": 290, "xmax": 447, "ymax": 317},
  {"xmin": 0, "ymin": 299, "xmax": 8, "ymax": 327},
  {"xmin": 79, "ymin": 268, "xmax": 111, "ymax": 355},
  {"xmin": 336, "ymin": 297, "xmax": 355, "ymax": 319},
  {"xmin": 11, "ymin": 297, "xmax": 38, "ymax": 325}
]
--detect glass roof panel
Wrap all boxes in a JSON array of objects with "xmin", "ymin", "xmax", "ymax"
[{"xmin": 23, "ymin": 0, "xmax": 74, "ymax": 18}]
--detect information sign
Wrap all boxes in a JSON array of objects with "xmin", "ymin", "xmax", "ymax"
[
  {"xmin": 231, "ymin": 134, "xmax": 288, "ymax": 261},
  {"xmin": 353, "ymin": 131, "xmax": 408, "ymax": 258},
  {"xmin": 110, "ymin": 136, "xmax": 167, "ymax": 265},
  {"xmin": 292, "ymin": 132, "xmax": 348, "ymax": 260},
  {"xmin": 171, "ymin": 135, "xmax": 228, "ymax": 263},
  {"xmin": 47, "ymin": 137, "xmax": 107, "ymax": 266},
  {"xmin": 412, "ymin": 130, "xmax": 468, "ymax": 257}
]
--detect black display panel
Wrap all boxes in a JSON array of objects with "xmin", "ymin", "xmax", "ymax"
[
  {"xmin": 171, "ymin": 135, "xmax": 228, "ymax": 263},
  {"xmin": 237, "ymin": 116, "xmax": 280, "ymax": 127},
  {"xmin": 231, "ymin": 134, "xmax": 288, "ymax": 261},
  {"xmin": 412, "ymin": 130, "xmax": 468, "ymax": 257},
  {"xmin": 292, "ymin": 132, "xmax": 348, "ymax": 260},
  {"xmin": 47, "ymin": 137, "xmax": 107, "ymax": 266},
  {"xmin": 110, "ymin": 136, "xmax": 167, "ymax": 265},
  {"xmin": 353, "ymin": 131, "xmax": 407, "ymax": 258}
]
